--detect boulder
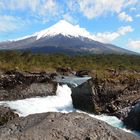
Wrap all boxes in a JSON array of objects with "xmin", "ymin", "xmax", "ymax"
[
  {"xmin": 123, "ymin": 100, "xmax": 140, "ymax": 131},
  {"xmin": 0, "ymin": 106, "xmax": 19, "ymax": 126},
  {"xmin": 71, "ymin": 77, "xmax": 140, "ymax": 114},
  {"xmin": 0, "ymin": 112, "xmax": 138, "ymax": 140},
  {"xmin": 71, "ymin": 78, "xmax": 97, "ymax": 113},
  {"xmin": 71, "ymin": 78, "xmax": 122, "ymax": 114}
]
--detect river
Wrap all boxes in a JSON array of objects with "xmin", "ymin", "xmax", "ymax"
[{"xmin": 0, "ymin": 84, "xmax": 139, "ymax": 137}]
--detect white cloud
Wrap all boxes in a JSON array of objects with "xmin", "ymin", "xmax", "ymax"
[
  {"xmin": 129, "ymin": 7, "xmax": 136, "ymax": 12},
  {"xmin": 77, "ymin": 0, "xmax": 123, "ymax": 19},
  {"xmin": 118, "ymin": 12, "xmax": 133, "ymax": 22},
  {"xmin": 77, "ymin": 0, "xmax": 138, "ymax": 19},
  {"xmin": 93, "ymin": 32, "xmax": 120, "ymax": 43},
  {"xmin": 118, "ymin": 26, "xmax": 133, "ymax": 35},
  {"xmin": 0, "ymin": 15, "xmax": 28, "ymax": 32},
  {"xmin": 0, "ymin": 0, "xmax": 138, "ymax": 42},
  {"xmin": 0, "ymin": 1, "xmax": 4, "ymax": 8},
  {"xmin": 128, "ymin": 40, "xmax": 140, "ymax": 52},
  {"xmin": 93, "ymin": 26, "xmax": 133, "ymax": 43},
  {"xmin": 0, "ymin": 0, "xmax": 38, "ymax": 11},
  {"xmin": 0, "ymin": 0, "xmax": 59, "ymax": 16},
  {"xmin": 63, "ymin": 13, "xmax": 77, "ymax": 24},
  {"xmin": 136, "ymin": 14, "xmax": 140, "ymax": 17},
  {"xmin": 0, "ymin": 0, "xmax": 63, "ymax": 34},
  {"xmin": 67, "ymin": 0, "xmax": 79, "ymax": 12},
  {"xmin": 41, "ymin": 0, "xmax": 58, "ymax": 16},
  {"xmin": 0, "ymin": 0, "xmax": 139, "ymax": 22},
  {"xmin": 123, "ymin": 0, "xmax": 139, "ymax": 7}
]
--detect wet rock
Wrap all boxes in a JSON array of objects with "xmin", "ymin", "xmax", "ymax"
[
  {"xmin": 71, "ymin": 78, "xmax": 96, "ymax": 113},
  {"xmin": 113, "ymin": 107, "xmax": 131, "ymax": 120},
  {"xmin": 123, "ymin": 100, "xmax": 140, "ymax": 131},
  {"xmin": 71, "ymin": 78, "xmax": 122, "ymax": 114},
  {"xmin": 0, "ymin": 106, "xmax": 19, "ymax": 126},
  {"xmin": 0, "ymin": 112, "xmax": 138, "ymax": 140},
  {"xmin": 71, "ymin": 77, "xmax": 140, "ymax": 114}
]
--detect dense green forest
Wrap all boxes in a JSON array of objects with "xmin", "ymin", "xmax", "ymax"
[{"xmin": 0, "ymin": 51, "xmax": 140, "ymax": 78}]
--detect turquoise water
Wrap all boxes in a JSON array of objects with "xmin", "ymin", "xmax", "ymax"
[{"xmin": 0, "ymin": 84, "xmax": 139, "ymax": 137}]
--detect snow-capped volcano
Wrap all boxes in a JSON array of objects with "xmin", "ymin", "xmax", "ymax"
[
  {"xmin": 35, "ymin": 20, "xmax": 94, "ymax": 40},
  {"xmin": 0, "ymin": 20, "xmax": 136, "ymax": 55}
]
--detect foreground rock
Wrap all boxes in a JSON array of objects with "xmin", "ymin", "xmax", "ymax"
[
  {"xmin": 123, "ymin": 100, "xmax": 140, "ymax": 131},
  {"xmin": 0, "ymin": 112, "xmax": 139, "ymax": 140},
  {"xmin": 0, "ymin": 70, "xmax": 57, "ymax": 101},
  {"xmin": 71, "ymin": 77, "xmax": 140, "ymax": 114},
  {"xmin": 71, "ymin": 78, "xmax": 96, "ymax": 112},
  {"xmin": 0, "ymin": 106, "xmax": 19, "ymax": 126}
]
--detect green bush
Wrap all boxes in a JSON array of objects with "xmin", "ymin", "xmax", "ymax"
[{"xmin": 0, "ymin": 51, "xmax": 140, "ymax": 73}]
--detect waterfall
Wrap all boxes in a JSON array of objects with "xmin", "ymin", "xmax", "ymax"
[
  {"xmin": 0, "ymin": 84, "xmax": 74, "ymax": 117},
  {"xmin": 0, "ymin": 84, "xmax": 139, "ymax": 137}
]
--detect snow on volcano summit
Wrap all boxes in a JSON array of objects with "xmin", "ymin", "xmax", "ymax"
[{"xmin": 35, "ymin": 20, "xmax": 94, "ymax": 40}]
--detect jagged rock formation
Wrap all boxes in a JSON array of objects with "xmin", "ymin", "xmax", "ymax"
[
  {"xmin": 71, "ymin": 77, "xmax": 140, "ymax": 114},
  {"xmin": 0, "ymin": 70, "xmax": 57, "ymax": 101}
]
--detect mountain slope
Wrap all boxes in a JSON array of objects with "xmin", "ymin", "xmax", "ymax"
[{"xmin": 0, "ymin": 20, "xmax": 136, "ymax": 55}]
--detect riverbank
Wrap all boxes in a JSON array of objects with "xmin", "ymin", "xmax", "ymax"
[
  {"xmin": 0, "ymin": 69, "xmax": 140, "ymax": 139},
  {"xmin": 0, "ymin": 84, "xmax": 139, "ymax": 140}
]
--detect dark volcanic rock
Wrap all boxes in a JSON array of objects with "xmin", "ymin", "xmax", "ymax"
[
  {"xmin": 71, "ymin": 78, "xmax": 122, "ymax": 114},
  {"xmin": 123, "ymin": 100, "xmax": 140, "ymax": 131},
  {"xmin": 0, "ymin": 106, "xmax": 19, "ymax": 126},
  {"xmin": 71, "ymin": 78, "xmax": 96, "ymax": 113},
  {"xmin": 0, "ymin": 112, "xmax": 139, "ymax": 140},
  {"xmin": 0, "ymin": 70, "xmax": 57, "ymax": 101},
  {"xmin": 76, "ymin": 70, "xmax": 90, "ymax": 77},
  {"xmin": 71, "ymin": 77, "xmax": 140, "ymax": 114}
]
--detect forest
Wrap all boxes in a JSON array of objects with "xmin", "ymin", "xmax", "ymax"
[{"xmin": 0, "ymin": 51, "xmax": 140, "ymax": 78}]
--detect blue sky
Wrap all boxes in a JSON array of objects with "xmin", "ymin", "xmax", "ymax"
[{"xmin": 0, "ymin": 0, "xmax": 140, "ymax": 53}]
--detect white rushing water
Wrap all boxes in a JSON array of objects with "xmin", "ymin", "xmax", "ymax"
[
  {"xmin": 0, "ymin": 84, "xmax": 139, "ymax": 137},
  {"xmin": 0, "ymin": 84, "xmax": 74, "ymax": 117}
]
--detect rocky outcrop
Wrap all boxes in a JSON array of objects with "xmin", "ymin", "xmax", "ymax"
[
  {"xmin": 123, "ymin": 100, "xmax": 140, "ymax": 131},
  {"xmin": 76, "ymin": 70, "xmax": 90, "ymax": 77},
  {"xmin": 0, "ymin": 106, "xmax": 19, "ymax": 126},
  {"xmin": 0, "ymin": 70, "xmax": 57, "ymax": 101},
  {"xmin": 71, "ymin": 77, "xmax": 140, "ymax": 114},
  {"xmin": 56, "ymin": 67, "xmax": 75, "ymax": 76},
  {"xmin": 0, "ymin": 112, "xmax": 139, "ymax": 140}
]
